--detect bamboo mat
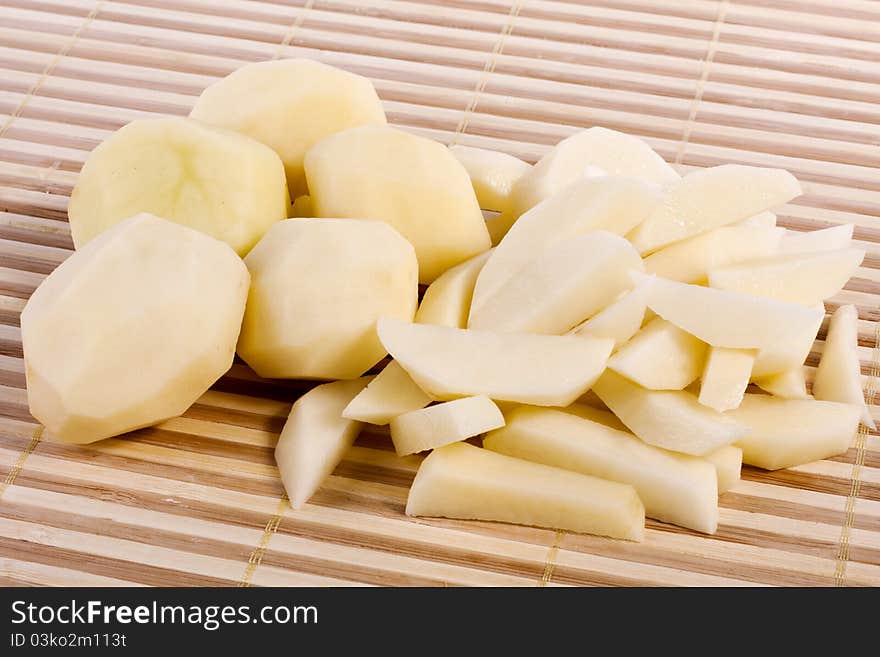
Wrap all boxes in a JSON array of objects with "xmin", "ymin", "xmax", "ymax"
[{"xmin": 0, "ymin": 0, "xmax": 878, "ymax": 588}]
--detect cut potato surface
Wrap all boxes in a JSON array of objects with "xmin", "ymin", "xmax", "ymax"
[
  {"xmin": 708, "ymin": 248, "xmax": 865, "ymax": 307},
  {"xmin": 779, "ymin": 223, "xmax": 853, "ymax": 254},
  {"xmin": 390, "ymin": 395, "xmax": 504, "ymax": 456},
  {"xmin": 628, "ymin": 164, "xmax": 801, "ymax": 255},
  {"xmin": 378, "ymin": 318, "xmax": 614, "ymax": 406},
  {"xmin": 275, "ymin": 378, "xmax": 372, "ymax": 509},
  {"xmin": 557, "ymin": 403, "xmax": 628, "ymax": 431},
  {"xmin": 570, "ymin": 277, "xmax": 652, "ymax": 350},
  {"xmin": 305, "ymin": 125, "xmax": 490, "ymax": 283},
  {"xmin": 190, "ymin": 58, "xmax": 386, "ymax": 197},
  {"xmin": 752, "ymin": 367, "xmax": 809, "ymax": 399},
  {"xmin": 592, "ymin": 371, "xmax": 747, "ymax": 456},
  {"xmin": 449, "ymin": 144, "xmax": 530, "ymax": 212},
  {"xmin": 813, "ymin": 304, "xmax": 875, "ymax": 429},
  {"xmin": 290, "ymin": 195, "xmax": 313, "ymax": 217},
  {"xmin": 608, "ymin": 317, "xmax": 706, "ymax": 390},
  {"xmin": 415, "ymin": 249, "xmax": 491, "ymax": 328},
  {"xmin": 643, "ymin": 225, "xmax": 784, "ymax": 284},
  {"xmin": 698, "ymin": 347, "xmax": 756, "ymax": 412},
  {"xmin": 484, "ymin": 210, "xmax": 518, "ymax": 246},
  {"xmin": 484, "ymin": 407, "xmax": 719, "ymax": 533},
  {"xmin": 238, "ymin": 219, "xmax": 418, "ymax": 379},
  {"xmin": 68, "ymin": 118, "xmax": 289, "ymax": 256},
  {"xmin": 731, "ymin": 394, "xmax": 860, "ymax": 470},
  {"xmin": 342, "ymin": 361, "xmax": 432, "ymax": 425},
  {"xmin": 643, "ymin": 274, "xmax": 824, "ymax": 377},
  {"xmin": 509, "ymin": 127, "xmax": 678, "ymax": 217},
  {"xmin": 406, "ymin": 442, "xmax": 645, "ymax": 540},
  {"xmin": 472, "ymin": 176, "xmax": 659, "ymax": 312},
  {"xmin": 22, "ymin": 214, "xmax": 249, "ymax": 444},
  {"xmin": 738, "ymin": 211, "xmax": 777, "ymax": 228},
  {"xmin": 468, "ymin": 231, "xmax": 643, "ymax": 335},
  {"xmin": 704, "ymin": 445, "xmax": 743, "ymax": 494}
]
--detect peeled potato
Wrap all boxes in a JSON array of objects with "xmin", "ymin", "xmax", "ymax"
[
  {"xmin": 571, "ymin": 276, "xmax": 652, "ymax": 350},
  {"xmin": 68, "ymin": 118, "xmax": 289, "ymax": 256},
  {"xmin": 305, "ymin": 125, "xmax": 490, "ymax": 283},
  {"xmin": 448, "ymin": 144, "xmax": 530, "ymax": 212},
  {"xmin": 752, "ymin": 367, "xmax": 809, "ymax": 399},
  {"xmin": 779, "ymin": 223, "xmax": 853, "ymax": 254},
  {"xmin": 342, "ymin": 361, "xmax": 431, "ymax": 425},
  {"xmin": 191, "ymin": 58, "xmax": 386, "ymax": 197},
  {"xmin": 415, "ymin": 250, "xmax": 491, "ymax": 328},
  {"xmin": 389, "ymin": 395, "xmax": 504, "ymax": 456},
  {"xmin": 22, "ymin": 214, "xmax": 249, "ymax": 444},
  {"xmin": 237, "ymin": 219, "xmax": 418, "ymax": 379},
  {"xmin": 698, "ymin": 347, "xmax": 756, "ymax": 412},
  {"xmin": 704, "ymin": 445, "xmax": 742, "ymax": 494}
]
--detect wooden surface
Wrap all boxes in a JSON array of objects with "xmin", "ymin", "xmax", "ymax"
[{"xmin": 0, "ymin": 0, "xmax": 879, "ymax": 587}]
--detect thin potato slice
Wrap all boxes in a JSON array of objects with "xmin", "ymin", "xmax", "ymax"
[
  {"xmin": 778, "ymin": 224, "xmax": 853, "ymax": 255},
  {"xmin": 342, "ymin": 361, "xmax": 432, "ymax": 425},
  {"xmin": 415, "ymin": 249, "xmax": 491, "ymax": 328},
  {"xmin": 752, "ymin": 367, "xmax": 809, "ymax": 399},
  {"xmin": 698, "ymin": 347, "xmax": 756, "ymax": 412},
  {"xmin": 570, "ymin": 276, "xmax": 653, "ymax": 350},
  {"xmin": 704, "ymin": 445, "xmax": 743, "ymax": 494},
  {"xmin": 449, "ymin": 145, "xmax": 530, "ymax": 212},
  {"xmin": 608, "ymin": 318, "xmax": 706, "ymax": 390},
  {"xmin": 390, "ymin": 395, "xmax": 504, "ymax": 456}
]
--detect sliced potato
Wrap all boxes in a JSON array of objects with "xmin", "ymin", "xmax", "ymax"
[
  {"xmin": 415, "ymin": 249, "xmax": 491, "ymax": 328},
  {"xmin": 305, "ymin": 125, "xmax": 490, "ymax": 283},
  {"xmin": 704, "ymin": 445, "xmax": 743, "ymax": 494},
  {"xmin": 390, "ymin": 395, "xmax": 504, "ymax": 456},
  {"xmin": 275, "ymin": 378, "xmax": 372, "ymax": 509},
  {"xmin": 484, "ymin": 407, "xmax": 719, "ymax": 533},
  {"xmin": 778, "ymin": 223, "xmax": 853, "ymax": 254},
  {"xmin": 290, "ymin": 195, "xmax": 313, "ymax": 217},
  {"xmin": 557, "ymin": 402, "xmax": 628, "ymax": 431},
  {"xmin": 449, "ymin": 144, "xmax": 530, "ymax": 212},
  {"xmin": 627, "ymin": 164, "xmax": 801, "ymax": 255},
  {"xmin": 484, "ymin": 210, "xmax": 518, "ymax": 246},
  {"xmin": 592, "ymin": 371, "xmax": 747, "ymax": 456},
  {"xmin": 378, "ymin": 318, "xmax": 613, "ymax": 406},
  {"xmin": 68, "ymin": 118, "xmax": 289, "ymax": 256},
  {"xmin": 752, "ymin": 367, "xmax": 809, "ymax": 399},
  {"xmin": 406, "ymin": 442, "xmax": 645, "ymax": 541},
  {"xmin": 342, "ymin": 361, "xmax": 432, "ymax": 425},
  {"xmin": 570, "ymin": 276, "xmax": 652, "ymax": 350},
  {"xmin": 191, "ymin": 58, "xmax": 386, "ymax": 197},
  {"xmin": 738, "ymin": 211, "xmax": 777, "ymax": 228},
  {"xmin": 698, "ymin": 347, "xmax": 756, "ymax": 412}
]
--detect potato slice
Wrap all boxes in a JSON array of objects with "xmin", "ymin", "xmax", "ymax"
[
  {"xmin": 778, "ymin": 223, "xmax": 853, "ymax": 255},
  {"xmin": 275, "ymin": 378, "xmax": 372, "ymax": 509},
  {"xmin": 627, "ymin": 165, "xmax": 801, "ymax": 255},
  {"xmin": 704, "ymin": 445, "xmax": 743, "ymax": 494},
  {"xmin": 608, "ymin": 318, "xmax": 706, "ymax": 390},
  {"xmin": 415, "ymin": 249, "xmax": 491, "ymax": 328},
  {"xmin": 406, "ymin": 442, "xmax": 645, "ymax": 540},
  {"xmin": 644, "ymin": 225, "xmax": 784, "ymax": 284},
  {"xmin": 468, "ymin": 231, "xmax": 643, "ymax": 334},
  {"xmin": 238, "ymin": 219, "xmax": 418, "ymax": 379},
  {"xmin": 68, "ymin": 118, "xmax": 289, "ymax": 256},
  {"xmin": 738, "ymin": 211, "xmax": 777, "ymax": 228},
  {"xmin": 592, "ymin": 371, "xmax": 747, "ymax": 456},
  {"xmin": 557, "ymin": 403, "xmax": 628, "ymax": 431},
  {"xmin": 390, "ymin": 395, "xmax": 504, "ymax": 456},
  {"xmin": 643, "ymin": 275, "xmax": 824, "ymax": 376},
  {"xmin": 190, "ymin": 58, "xmax": 386, "ymax": 197},
  {"xmin": 290, "ymin": 195, "xmax": 313, "ymax": 217},
  {"xmin": 484, "ymin": 407, "xmax": 719, "ymax": 533},
  {"xmin": 484, "ymin": 210, "xmax": 518, "ymax": 246},
  {"xmin": 708, "ymin": 248, "xmax": 865, "ymax": 307},
  {"xmin": 752, "ymin": 367, "xmax": 809, "ymax": 399},
  {"xmin": 305, "ymin": 125, "xmax": 490, "ymax": 283},
  {"xmin": 510, "ymin": 127, "xmax": 678, "ymax": 216},
  {"xmin": 698, "ymin": 347, "xmax": 756, "ymax": 412},
  {"xmin": 570, "ymin": 276, "xmax": 652, "ymax": 350},
  {"xmin": 449, "ymin": 145, "xmax": 530, "ymax": 212},
  {"xmin": 378, "ymin": 318, "xmax": 614, "ymax": 406},
  {"xmin": 22, "ymin": 214, "xmax": 249, "ymax": 444},
  {"xmin": 813, "ymin": 304, "xmax": 875, "ymax": 429},
  {"xmin": 342, "ymin": 361, "xmax": 432, "ymax": 425},
  {"xmin": 731, "ymin": 394, "xmax": 860, "ymax": 470},
  {"xmin": 472, "ymin": 177, "xmax": 659, "ymax": 312}
]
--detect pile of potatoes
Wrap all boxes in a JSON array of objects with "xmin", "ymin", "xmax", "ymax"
[{"xmin": 22, "ymin": 58, "xmax": 873, "ymax": 541}]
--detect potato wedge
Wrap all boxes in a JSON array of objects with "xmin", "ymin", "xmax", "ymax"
[
  {"xmin": 390, "ymin": 395, "xmax": 504, "ymax": 456},
  {"xmin": 609, "ymin": 318, "xmax": 707, "ymax": 390},
  {"xmin": 704, "ymin": 445, "xmax": 743, "ymax": 494},
  {"xmin": 752, "ymin": 367, "xmax": 809, "ymax": 399},
  {"xmin": 570, "ymin": 276, "xmax": 652, "ymax": 350},
  {"xmin": 416, "ymin": 249, "xmax": 491, "ymax": 328},
  {"xmin": 778, "ymin": 224, "xmax": 853, "ymax": 255},
  {"xmin": 449, "ymin": 144, "xmax": 530, "ymax": 212},
  {"xmin": 342, "ymin": 361, "xmax": 432, "ymax": 425},
  {"xmin": 698, "ymin": 347, "xmax": 756, "ymax": 412}
]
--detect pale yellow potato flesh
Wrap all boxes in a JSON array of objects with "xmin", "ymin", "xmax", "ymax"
[
  {"xmin": 472, "ymin": 177, "xmax": 659, "ymax": 312},
  {"xmin": 752, "ymin": 367, "xmax": 809, "ymax": 399},
  {"xmin": 290, "ymin": 195, "xmax": 313, "ymax": 217},
  {"xmin": 592, "ymin": 371, "xmax": 747, "ymax": 456},
  {"xmin": 509, "ymin": 127, "xmax": 678, "ymax": 217},
  {"xmin": 342, "ymin": 361, "xmax": 432, "ymax": 425},
  {"xmin": 448, "ymin": 144, "xmax": 530, "ymax": 212},
  {"xmin": 703, "ymin": 445, "xmax": 743, "ymax": 494},
  {"xmin": 68, "ymin": 118, "xmax": 289, "ymax": 256},
  {"xmin": 22, "ymin": 214, "xmax": 249, "ymax": 444},
  {"xmin": 627, "ymin": 164, "xmax": 801, "ymax": 255},
  {"xmin": 275, "ymin": 378, "xmax": 372, "ymax": 509},
  {"xmin": 190, "ymin": 58, "xmax": 386, "ymax": 197},
  {"xmin": 698, "ymin": 347, "xmax": 757, "ymax": 412},
  {"xmin": 643, "ymin": 225, "xmax": 784, "ymax": 284},
  {"xmin": 813, "ymin": 304, "xmax": 875, "ymax": 429},
  {"xmin": 468, "ymin": 231, "xmax": 643, "ymax": 335},
  {"xmin": 406, "ymin": 442, "xmax": 645, "ymax": 541},
  {"xmin": 389, "ymin": 395, "xmax": 504, "ymax": 456},
  {"xmin": 608, "ymin": 317, "xmax": 707, "ymax": 390},
  {"xmin": 415, "ymin": 249, "xmax": 492, "ymax": 328},
  {"xmin": 484, "ymin": 210, "xmax": 519, "ymax": 246},
  {"xmin": 708, "ymin": 248, "xmax": 865, "ymax": 307},
  {"xmin": 778, "ymin": 223, "xmax": 853, "ymax": 254},
  {"xmin": 305, "ymin": 125, "xmax": 490, "ymax": 283},
  {"xmin": 237, "ymin": 219, "xmax": 418, "ymax": 379},
  {"xmin": 737, "ymin": 211, "xmax": 777, "ymax": 228},
  {"xmin": 484, "ymin": 407, "xmax": 719, "ymax": 533},
  {"xmin": 570, "ymin": 276, "xmax": 652, "ymax": 350},
  {"xmin": 556, "ymin": 403, "xmax": 628, "ymax": 432},
  {"xmin": 731, "ymin": 394, "xmax": 861, "ymax": 470},
  {"xmin": 378, "ymin": 318, "xmax": 614, "ymax": 406}
]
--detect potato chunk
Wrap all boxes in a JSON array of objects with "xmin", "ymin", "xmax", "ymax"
[
  {"xmin": 191, "ymin": 58, "xmax": 386, "ymax": 197},
  {"xmin": 237, "ymin": 219, "xmax": 418, "ymax": 379},
  {"xmin": 415, "ymin": 250, "xmax": 491, "ymax": 328},
  {"xmin": 390, "ymin": 395, "xmax": 504, "ymax": 456},
  {"xmin": 22, "ymin": 214, "xmax": 249, "ymax": 443},
  {"xmin": 68, "ymin": 118, "xmax": 289, "ymax": 256},
  {"xmin": 305, "ymin": 125, "xmax": 490, "ymax": 282},
  {"xmin": 448, "ymin": 144, "xmax": 530, "ymax": 212},
  {"xmin": 342, "ymin": 361, "xmax": 431, "ymax": 425},
  {"xmin": 608, "ymin": 318, "xmax": 707, "ymax": 390}
]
